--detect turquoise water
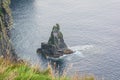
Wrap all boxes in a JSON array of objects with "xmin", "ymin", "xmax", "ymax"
[{"xmin": 11, "ymin": 0, "xmax": 120, "ymax": 79}]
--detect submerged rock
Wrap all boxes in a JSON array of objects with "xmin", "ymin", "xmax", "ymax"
[{"xmin": 37, "ymin": 24, "xmax": 73, "ymax": 58}]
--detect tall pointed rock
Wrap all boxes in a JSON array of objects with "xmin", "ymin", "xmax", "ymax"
[
  {"xmin": 37, "ymin": 24, "xmax": 73, "ymax": 58},
  {"xmin": 48, "ymin": 24, "xmax": 67, "ymax": 49}
]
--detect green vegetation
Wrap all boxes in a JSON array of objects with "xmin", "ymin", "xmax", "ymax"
[
  {"xmin": 0, "ymin": 57, "xmax": 95, "ymax": 80},
  {"xmin": 0, "ymin": 8, "xmax": 2, "ymax": 15},
  {"xmin": 0, "ymin": 57, "xmax": 54, "ymax": 80}
]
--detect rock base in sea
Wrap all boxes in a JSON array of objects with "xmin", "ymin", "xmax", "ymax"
[{"xmin": 37, "ymin": 24, "xmax": 73, "ymax": 58}]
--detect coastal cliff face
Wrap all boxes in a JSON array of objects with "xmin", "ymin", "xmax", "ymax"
[{"xmin": 0, "ymin": 0, "xmax": 16, "ymax": 59}]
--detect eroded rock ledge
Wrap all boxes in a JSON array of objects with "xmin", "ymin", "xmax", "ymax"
[{"xmin": 37, "ymin": 24, "xmax": 73, "ymax": 58}]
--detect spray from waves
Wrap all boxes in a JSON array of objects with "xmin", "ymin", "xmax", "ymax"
[
  {"xmin": 64, "ymin": 45, "xmax": 94, "ymax": 59},
  {"xmin": 69, "ymin": 45, "xmax": 94, "ymax": 51},
  {"xmin": 73, "ymin": 51, "xmax": 84, "ymax": 57}
]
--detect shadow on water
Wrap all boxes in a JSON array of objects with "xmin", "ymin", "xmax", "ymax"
[
  {"xmin": 48, "ymin": 58, "xmax": 65, "ymax": 75},
  {"xmin": 37, "ymin": 53, "xmax": 66, "ymax": 76},
  {"xmin": 10, "ymin": 0, "xmax": 35, "ymax": 11}
]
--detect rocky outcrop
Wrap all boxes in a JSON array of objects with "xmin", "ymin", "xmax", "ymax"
[
  {"xmin": 48, "ymin": 24, "xmax": 67, "ymax": 49},
  {"xmin": 37, "ymin": 24, "xmax": 73, "ymax": 58},
  {"xmin": 0, "ymin": 0, "xmax": 17, "ymax": 60}
]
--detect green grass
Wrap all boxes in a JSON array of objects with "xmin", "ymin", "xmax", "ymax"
[
  {"xmin": 0, "ymin": 57, "xmax": 53, "ymax": 80},
  {"xmin": 0, "ymin": 57, "xmax": 95, "ymax": 80}
]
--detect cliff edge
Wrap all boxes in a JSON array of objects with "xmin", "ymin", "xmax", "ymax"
[{"xmin": 0, "ymin": 0, "xmax": 16, "ymax": 60}]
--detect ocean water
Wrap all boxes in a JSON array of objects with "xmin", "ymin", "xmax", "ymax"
[{"xmin": 10, "ymin": 0, "xmax": 120, "ymax": 79}]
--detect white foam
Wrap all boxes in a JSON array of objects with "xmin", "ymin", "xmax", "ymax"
[
  {"xmin": 47, "ymin": 54, "xmax": 67, "ymax": 60},
  {"xmin": 69, "ymin": 45, "xmax": 94, "ymax": 51},
  {"xmin": 73, "ymin": 51, "xmax": 84, "ymax": 57},
  {"xmin": 64, "ymin": 51, "xmax": 84, "ymax": 61}
]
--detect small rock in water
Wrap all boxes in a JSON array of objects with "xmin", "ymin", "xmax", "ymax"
[{"xmin": 37, "ymin": 24, "xmax": 73, "ymax": 58}]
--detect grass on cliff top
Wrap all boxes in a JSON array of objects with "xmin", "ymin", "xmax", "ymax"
[{"xmin": 0, "ymin": 57, "xmax": 95, "ymax": 80}]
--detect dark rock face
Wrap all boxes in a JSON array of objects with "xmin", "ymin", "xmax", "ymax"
[
  {"xmin": 37, "ymin": 24, "xmax": 73, "ymax": 58},
  {"xmin": 48, "ymin": 24, "xmax": 67, "ymax": 49},
  {"xmin": 0, "ymin": 0, "xmax": 17, "ymax": 61}
]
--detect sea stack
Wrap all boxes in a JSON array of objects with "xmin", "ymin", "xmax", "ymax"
[{"xmin": 37, "ymin": 24, "xmax": 73, "ymax": 58}]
